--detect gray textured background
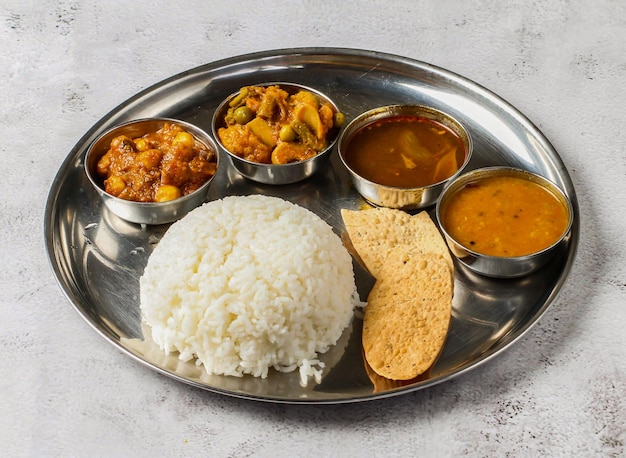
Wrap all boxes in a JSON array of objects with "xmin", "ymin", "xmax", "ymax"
[{"xmin": 2, "ymin": 1, "xmax": 624, "ymax": 456}]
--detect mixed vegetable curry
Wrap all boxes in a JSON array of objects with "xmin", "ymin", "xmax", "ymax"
[{"xmin": 217, "ymin": 85, "xmax": 344, "ymax": 164}]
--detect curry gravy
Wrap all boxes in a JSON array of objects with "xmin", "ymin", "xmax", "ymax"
[
  {"xmin": 440, "ymin": 176, "xmax": 569, "ymax": 257},
  {"xmin": 344, "ymin": 115, "xmax": 465, "ymax": 188}
]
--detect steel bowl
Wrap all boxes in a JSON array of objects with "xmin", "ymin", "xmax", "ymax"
[
  {"xmin": 212, "ymin": 82, "xmax": 342, "ymax": 185},
  {"xmin": 337, "ymin": 104, "xmax": 473, "ymax": 210},
  {"xmin": 84, "ymin": 118, "xmax": 219, "ymax": 225},
  {"xmin": 436, "ymin": 166, "xmax": 574, "ymax": 278}
]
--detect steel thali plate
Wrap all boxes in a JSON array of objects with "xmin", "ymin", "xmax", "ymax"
[{"xmin": 44, "ymin": 48, "xmax": 579, "ymax": 404}]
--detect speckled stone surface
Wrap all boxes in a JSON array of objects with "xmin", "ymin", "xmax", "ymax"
[{"xmin": 2, "ymin": 1, "xmax": 625, "ymax": 456}]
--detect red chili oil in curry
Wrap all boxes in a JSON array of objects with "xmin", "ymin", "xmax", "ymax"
[
  {"xmin": 441, "ymin": 176, "xmax": 569, "ymax": 257},
  {"xmin": 344, "ymin": 115, "xmax": 465, "ymax": 188}
]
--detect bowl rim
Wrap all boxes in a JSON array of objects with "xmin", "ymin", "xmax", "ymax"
[
  {"xmin": 84, "ymin": 116, "xmax": 219, "ymax": 209},
  {"xmin": 211, "ymin": 81, "xmax": 342, "ymax": 168},
  {"xmin": 337, "ymin": 104, "xmax": 474, "ymax": 191},
  {"xmin": 435, "ymin": 165, "xmax": 574, "ymax": 261}
]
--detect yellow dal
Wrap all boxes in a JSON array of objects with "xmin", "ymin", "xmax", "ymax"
[{"xmin": 441, "ymin": 175, "xmax": 569, "ymax": 257}]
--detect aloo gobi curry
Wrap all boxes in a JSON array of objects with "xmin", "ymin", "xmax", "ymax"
[
  {"xmin": 217, "ymin": 85, "xmax": 344, "ymax": 164},
  {"xmin": 96, "ymin": 122, "xmax": 217, "ymax": 202}
]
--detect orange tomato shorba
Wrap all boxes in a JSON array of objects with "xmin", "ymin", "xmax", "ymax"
[{"xmin": 440, "ymin": 175, "xmax": 569, "ymax": 257}]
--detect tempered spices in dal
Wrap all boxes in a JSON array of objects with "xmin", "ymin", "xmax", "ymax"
[
  {"xmin": 440, "ymin": 175, "xmax": 569, "ymax": 257},
  {"xmin": 343, "ymin": 115, "xmax": 465, "ymax": 188}
]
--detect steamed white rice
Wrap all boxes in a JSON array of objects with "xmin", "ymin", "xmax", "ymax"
[{"xmin": 139, "ymin": 195, "xmax": 360, "ymax": 383}]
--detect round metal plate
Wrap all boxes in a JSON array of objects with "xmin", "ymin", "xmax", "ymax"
[{"xmin": 44, "ymin": 48, "xmax": 579, "ymax": 404}]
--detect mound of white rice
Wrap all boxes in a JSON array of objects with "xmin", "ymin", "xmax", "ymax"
[{"xmin": 140, "ymin": 195, "xmax": 360, "ymax": 384}]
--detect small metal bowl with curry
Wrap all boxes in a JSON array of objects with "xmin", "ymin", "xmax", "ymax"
[
  {"xmin": 338, "ymin": 104, "xmax": 473, "ymax": 210},
  {"xmin": 436, "ymin": 166, "xmax": 573, "ymax": 278},
  {"xmin": 84, "ymin": 118, "xmax": 219, "ymax": 225},
  {"xmin": 212, "ymin": 82, "xmax": 344, "ymax": 185}
]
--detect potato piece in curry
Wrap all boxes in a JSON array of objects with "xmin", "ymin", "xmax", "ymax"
[{"xmin": 217, "ymin": 85, "xmax": 344, "ymax": 164}]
